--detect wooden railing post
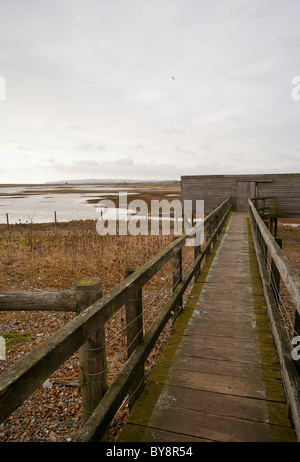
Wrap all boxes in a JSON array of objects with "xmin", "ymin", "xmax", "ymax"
[
  {"xmin": 212, "ymin": 212, "xmax": 219, "ymax": 246},
  {"xmin": 172, "ymin": 237, "xmax": 182, "ymax": 312},
  {"xmin": 74, "ymin": 277, "xmax": 108, "ymax": 425},
  {"xmin": 205, "ymin": 216, "xmax": 214, "ymax": 255},
  {"xmin": 194, "ymin": 240, "xmax": 201, "ymax": 280},
  {"xmin": 257, "ymin": 225, "xmax": 268, "ymax": 264},
  {"xmin": 124, "ymin": 268, "xmax": 144, "ymax": 410},
  {"xmin": 270, "ymin": 238, "xmax": 282, "ymax": 307},
  {"xmin": 293, "ymin": 309, "xmax": 300, "ymax": 375}
]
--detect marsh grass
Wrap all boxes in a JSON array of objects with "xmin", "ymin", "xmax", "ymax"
[{"xmin": 0, "ymin": 217, "xmax": 196, "ymax": 441}]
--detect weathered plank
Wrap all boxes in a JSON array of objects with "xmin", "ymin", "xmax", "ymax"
[
  {"xmin": 130, "ymin": 382, "xmax": 291, "ymax": 426},
  {"xmin": 119, "ymin": 424, "xmax": 212, "ymax": 442},
  {"xmin": 152, "ymin": 355, "xmax": 282, "ymax": 382},
  {"xmin": 151, "ymin": 368, "xmax": 286, "ymax": 402},
  {"xmin": 120, "ymin": 402, "xmax": 296, "ymax": 442}
]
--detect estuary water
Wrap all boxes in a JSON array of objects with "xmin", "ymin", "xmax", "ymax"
[{"xmin": 0, "ymin": 185, "xmax": 139, "ymax": 224}]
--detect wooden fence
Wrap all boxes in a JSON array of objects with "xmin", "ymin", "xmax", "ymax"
[
  {"xmin": 251, "ymin": 196, "xmax": 279, "ymax": 235},
  {"xmin": 249, "ymin": 198, "xmax": 300, "ymax": 439},
  {"xmin": 0, "ymin": 197, "xmax": 232, "ymax": 441}
]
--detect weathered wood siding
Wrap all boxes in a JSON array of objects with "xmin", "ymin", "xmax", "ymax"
[{"xmin": 181, "ymin": 174, "xmax": 300, "ymax": 217}]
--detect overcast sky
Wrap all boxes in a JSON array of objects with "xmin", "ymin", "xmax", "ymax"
[{"xmin": 0, "ymin": 0, "xmax": 300, "ymax": 183}]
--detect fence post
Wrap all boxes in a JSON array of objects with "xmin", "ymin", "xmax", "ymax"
[
  {"xmin": 205, "ymin": 216, "xmax": 214, "ymax": 255},
  {"xmin": 258, "ymin": 225, "xmax": 268, "ymax": 264},
  {"xmin": 274, "ymin": 217, "xmax": 278, "ymax": 237},
  {"xmin": 193, "ymin": 223, "xmax": 202, "ymax": 280},
  {"xmin": 172, "ymin": 237, "xmax": 182, "ymax": 312},
  {"xmin": 124, "ymin": 268, "xmax": 144, "ymax": 410},
  {"xmin": 74, "ymin": 277, "xmax": 108, "ymax": 425},
  {"xmin": 194, "ymin": 242, "xmax": 201, "ymax": 280},
  {"xmin": 269, "ymin": 218, "xmax": 274, "ymax": 236},
  {"xmin": 212, "ymin": 212, "xmax": 219, "ymax": 247},
  {"xmin": 293, "ymin": 309, "xmax": 300, "ymax": 375},
  {"xmin": 270, "ymin": 238, "xmax": 282, "ymax": 307}
]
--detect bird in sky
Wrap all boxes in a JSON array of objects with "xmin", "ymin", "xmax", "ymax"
[{"xmin": 172, "ymin": 76, "xmax": 175, "ymax": 80}]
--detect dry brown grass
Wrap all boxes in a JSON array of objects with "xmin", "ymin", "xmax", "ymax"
[
  {"xmin": 0, "ymin": 219, "xmax": 174, "ymax": 291},
  {"xmin": 0, "ymin": 218, "xmax": 194, "ymax": 441}
]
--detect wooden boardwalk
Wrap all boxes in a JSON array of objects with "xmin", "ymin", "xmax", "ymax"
[{"xmin": 118, "ymin": 212, "xmax": 297, "ymax": 442}]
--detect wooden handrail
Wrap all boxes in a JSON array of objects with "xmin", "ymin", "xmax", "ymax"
[
  {"xmin": 249, "ymin": 199, "xmax": 300, "ymax": 316},
  {"xmin": 249, "ymin": 198, "xmax": 300, "ymax": 440},
  {"xmin": 0, "ymin": 290, "xmax": 78, "ymax": 312},
  {"xmin": 252, "ymin": 196, "xmax": 276, "ymax": 202}
]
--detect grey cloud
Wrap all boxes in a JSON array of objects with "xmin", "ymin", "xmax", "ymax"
[
  {"xmin": 74, "ymin": 144, "xmax": 106, "ymax": 153},
  {"xmin": 68, "ymin": 124, "xmax": 93, "ymax": 132},
  {"xmin": 15, "ymin": 145, "xmax": 30, "ymax": 151},
  {"xmin": 40, "ymin": 155, "xmax": 265, "ymax": 181},
  {"xmin": 44, "ymin": 156, "xmax": 135, "ymax": 172},
  {"xmin": 0, "ymin": 0, "xmax": 300, "ymax": 183},
  {"xmin": 110, "ymin": 157, "xmax": 134, "ymax": 166},
  {"xmin": 175, "ymin": 145, "xmax": 200, "ymax": 157}
]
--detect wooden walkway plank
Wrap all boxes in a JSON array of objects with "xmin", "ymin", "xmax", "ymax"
[{"xmin": 118, "ymin": 212, "xmax": 297, "ymax": 442}]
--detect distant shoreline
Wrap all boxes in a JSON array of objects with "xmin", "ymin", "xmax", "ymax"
[{"xmin": 0, "ymin": 180, "xmax": 180, "ymax": 188}]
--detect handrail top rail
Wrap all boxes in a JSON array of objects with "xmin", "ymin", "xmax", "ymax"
[{"xmin": 252, "ymin": 196, "xmax": 276, "ymax": 201}]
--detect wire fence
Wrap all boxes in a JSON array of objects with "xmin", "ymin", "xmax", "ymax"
[{"xmin": 251, "ymin": 215, "xmax": 299, "ymax": 343}]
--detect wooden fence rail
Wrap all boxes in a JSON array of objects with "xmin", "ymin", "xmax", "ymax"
[
  {"xmin": 0, "ymin": 290, "xmax": 78, "ymax": 312},
  {"xmin": 248, "ymin": 198, "xmax": 300, "ymax": 439},
  {"xmin": 251, "ymin": 196, "xmax": 277, "ymax": 216},
  {"xmin": 251, "ymin": 196, "xmax": 278, "ymax": 235},
  {"xmin": 0, "ymin": 197, "xmax": 232, "ymax": 440},
  {"xmin": 76, "ymin": 197, "xmax": 231, "ymax": 442}
]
